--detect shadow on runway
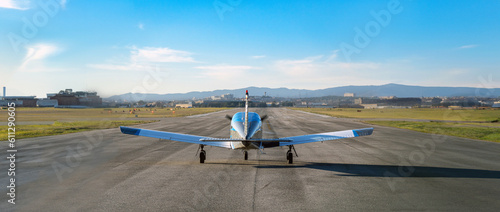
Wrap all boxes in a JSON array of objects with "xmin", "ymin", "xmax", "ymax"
[{"xmin": 256, "ymin": 163, "xmax": 500, "ymax": 179}]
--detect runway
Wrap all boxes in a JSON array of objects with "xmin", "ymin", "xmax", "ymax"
[{"xmin": 2, "ymin": 108, "xmax": 500, "ymax": 211}]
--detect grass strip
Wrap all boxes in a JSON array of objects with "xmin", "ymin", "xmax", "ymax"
[
  {"xmin": 365, "ymin": 121, "xmax": 500, "ymax": 143},
  {"xmin": 1, "ymin": 120, "xmax": 158, "ymax": 140},
  {"xmin": 291, "ymin": 108, "xmax": 500, "ymax": 122},
  {"xmin": 0, "ymin": 107, "xmax": 229, "ymax": 122}
]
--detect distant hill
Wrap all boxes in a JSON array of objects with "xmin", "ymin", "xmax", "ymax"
[{"xmin": 105, "ymin": 84, "xmax": 500, "ymax": 101}]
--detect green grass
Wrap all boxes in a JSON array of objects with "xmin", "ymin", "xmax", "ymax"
[
  {"xmin": 0, "ymin": 120, "xmax": 159, "ymax": 140},
  {"xmin": 0, "ymin": 107, "xmax": 229, "ymax": 122},
  {"xmin": 291, "ymin": 108, "xmax": 500, "ymax": 122},
  {"xmin": 365, "ymin": 121, "xmax": 500, "ymax": 143},
  {"xmin": 0, "ymin": 107, "xmax": 229, "ymax": 140},
  {"xmin": 292, "ymin": 107, "xmax": 500, "ymax": 142}
]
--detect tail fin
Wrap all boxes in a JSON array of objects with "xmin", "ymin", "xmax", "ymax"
[{"xmin": 244, "ymin": 90, "xmax": 249, "ymax": 137}]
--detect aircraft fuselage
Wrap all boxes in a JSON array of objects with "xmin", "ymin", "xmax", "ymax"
[{"xmin": 230, "ymin": 111, "xmax": 271, "ymax": 149}]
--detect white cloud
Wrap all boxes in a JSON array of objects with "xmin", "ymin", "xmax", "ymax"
[
  {"xmin": 195, "ymin": 65, "xmax": 260, "ymax": 80},
  {"xmin": 17, "ymin": 67, "xmax": 66, "ymax": 73},
  {"xmin": 251, "ymin": 55, "xmax": 266, "ymax": 59},
  {"xmin": 274, "ymin": 51, "xmax": 379, "ymax": 77},
  {"xmin": 324, "ymin": 50, "xmax": 339, "ymax": 62},
  {"xmin": 264, "ymin": 51, "xmax": 397, "ymax": 88},
  {"xmin": 23, "ymin": 44, "xmax": 59, "ymax": 61},
  {"xmin": 0, "ymin": 0, "xmax": 29, "ymax": 10},
  {"xmin": 195, "ymin": 65, "xmax": 257, "ymax": 71},
  {"xmin": 87, "ymin": 63, "xmax": 160, "ymax": 71},
  {"xmin": 274, "ymin": 55, "xmax": 323, "ymax": 76},
  {"xmin": 0, "ymin": 0, "xmax": 67, "ymax": 10},
  {"xmin": 20, "ymin": 43, "xmax": 60, "ymax": 70},
  {"xmin": 131, "ymin": 47, "xmax": 195, "ymax": 63},
  {"xmin": 87, "ymin": 64, "xmax": 141, "ymax": 71},
  {"xmin": 458, "ymin": 44, "xmax": 478, "ymax": 49},
  {"xmin": 445, "ymin": 68, "xmax": 469, "ymax": 75},
  {"xmin": 89, "ymin": 46, "xmax": 196, "ymax": 71},
  {"xmin": 138, "ymin": 23, "xmax": 144, "ymax": 30}
]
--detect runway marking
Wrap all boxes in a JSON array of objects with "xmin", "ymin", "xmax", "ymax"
[
  {"xmin": 186, "ymin": 109, "xmax": 233, "ymax": 118},
  {"xmin": 289, "ymin": 108, "xmax": 333, "ymax": 118},
  {"xmin": 252, "ymin": 155, "xmax": 260, "ymax": 211}
]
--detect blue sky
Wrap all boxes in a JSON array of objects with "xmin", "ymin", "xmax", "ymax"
[{"xmin": 1, "ymin": 0, "xmax": 499, "ymax": 98}]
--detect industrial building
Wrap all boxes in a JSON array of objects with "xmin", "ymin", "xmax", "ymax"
[
  {"xmin": 1, "ymin": 87, "xmax": 102, "ymax": 107},
  {"xmin": 0, "ymin": 96, "xmax": 38, "ymax": 107},
  {"xmin": 48, "ymin": 89, "xmax": 102, "ymax": 106},
  {"xmin": 0, "ymin": 86, "xmax": 38, "ymax": 107},
  {"xmin": 37, "ymin": 99, "xmax": 59, "ymax": 107}
]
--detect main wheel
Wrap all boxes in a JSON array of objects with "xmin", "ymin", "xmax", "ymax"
[
  {"xmin": 200, "ymin": 150, "xmax": 206, "ymax": 163},
  {"xmin": 287, "ymin": 152, "xmax": 293, "ymax": 164},
  {"xmin": 244, "ymin": 151, "xmax": 248, "ymax": 160}
]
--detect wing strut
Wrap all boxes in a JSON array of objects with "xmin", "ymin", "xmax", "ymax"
[{"xmin": 291, "ymin": 145, "xmax": 298, "ymax": 157}]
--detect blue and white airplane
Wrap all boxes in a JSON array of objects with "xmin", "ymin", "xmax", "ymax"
[{"xmin": 120, "ymin": 90, "xmax": 373, "ymax": 164}]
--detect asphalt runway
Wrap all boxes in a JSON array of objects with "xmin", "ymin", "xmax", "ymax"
[{"xmin": 2, "ymin": 108, "xmax": 500, "ymax": 211}]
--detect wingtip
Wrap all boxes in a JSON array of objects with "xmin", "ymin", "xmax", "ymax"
[
  {"xmin": 353, "ymin": 128, "xmax": 374, "ymax": 137},
  {"xmin": 120, "ymin": 126, "xmax": 141, "ymax": 135}
]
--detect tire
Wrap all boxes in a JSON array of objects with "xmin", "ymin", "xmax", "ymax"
[
  {"xmin": 244, "ymin": 151, "xmax": 248, "ymax": 160},
  {"xmin": 288, "ymin": 152, "xmax": 293, "ymax": 164},
  {"xmin": 200, "ymin": 151, "xmax": 206, "ymax": 163}
]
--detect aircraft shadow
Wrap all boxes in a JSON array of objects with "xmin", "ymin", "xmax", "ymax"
[{"xmin": 255, "ymin": 162, "xmax": 500, "ymax": 179}]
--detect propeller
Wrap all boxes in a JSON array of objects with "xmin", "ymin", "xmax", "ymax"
[
  {"xmin": 225, "ymin": 114, "xmax": 233, "ymax": 121},
  {"xmin": 260, "ymin": 115, "xmax": 268, "ymax": 121}
]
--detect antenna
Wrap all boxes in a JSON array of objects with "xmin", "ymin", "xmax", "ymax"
[{"xmin": 244, "ymin": 90, "xmax": 249, "ymax": 138}]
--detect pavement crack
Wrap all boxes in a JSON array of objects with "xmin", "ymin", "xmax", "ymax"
[
  {"xmin": 252, "ymin": 148, "xmax": 262, "ymax": 212},
  {"xmin": 258, "ymin": 181, "xmax": 272, "ymax": 193}
]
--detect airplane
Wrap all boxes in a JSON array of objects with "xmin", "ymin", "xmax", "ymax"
[{"xmin": 120, "ymin": 90, "xmax": 373, "ymax": 164}]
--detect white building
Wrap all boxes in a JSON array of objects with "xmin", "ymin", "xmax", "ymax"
[
  {"xmin": 175, "ymin": 102, "xmax": 193, "ymax": 108},
  {"xmin": 344, "ymin": 93, "xmax": 355, "ymax": 97}
]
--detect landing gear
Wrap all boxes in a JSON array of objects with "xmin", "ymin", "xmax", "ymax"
[
  {"xmin": 199, "ymin": 145, "xmax": 206, "ymax": 163},
  {"xmin": 287, "ymin": 145, "xmax": 298, "ymax": 164},
  {"xmin": 200, "ymin": 150, "xmax": 206, "ymax": 163},
  {"xmin": 244, "ymin": 151, "xmax": 248, "ymax": 160},
  {"xmin": 287, "ymin": 150, "xmax": 293, "ymax": 164}
]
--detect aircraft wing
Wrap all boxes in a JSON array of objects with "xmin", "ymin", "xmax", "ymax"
[
  {"xmin": 279, "ymin": 128, "xmax": 373, "ymax": 146},
  {"xmin": 120, "ymin": 126, "xmax": 232, "ymax": 148}
]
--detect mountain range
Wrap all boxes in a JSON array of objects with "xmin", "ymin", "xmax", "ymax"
[{"xmin": 105, "ymin": 84, "xmax": 500, "ymax": 101}]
